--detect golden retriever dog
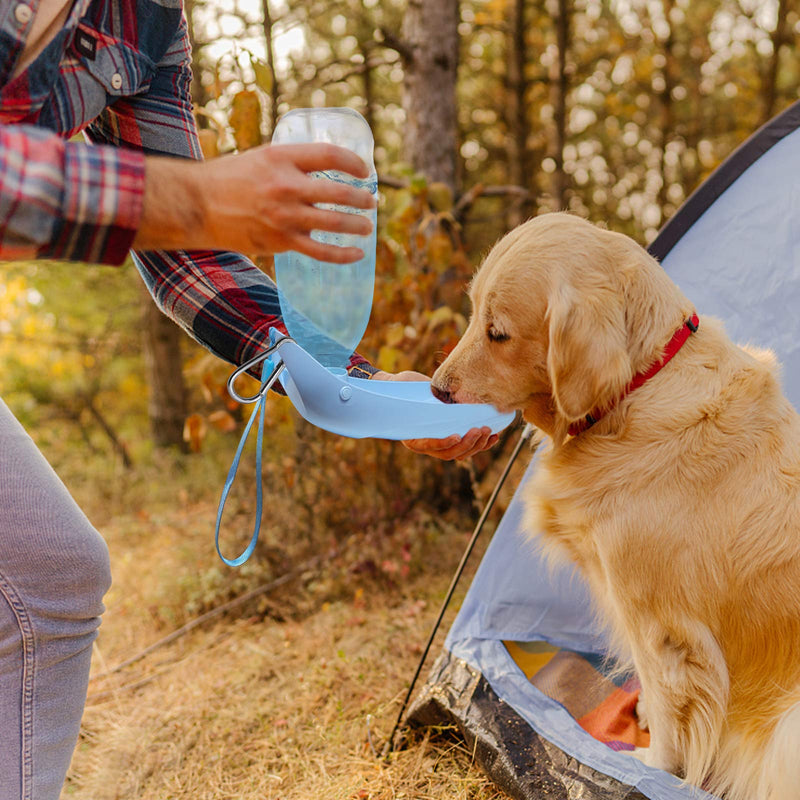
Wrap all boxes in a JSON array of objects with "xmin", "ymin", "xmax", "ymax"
[{"xmin": 431, "ymin": 212, "xmax": 800, "ymax": 800}]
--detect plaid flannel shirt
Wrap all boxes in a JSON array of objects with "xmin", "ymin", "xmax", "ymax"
[{"xmin": 0, "ymin": 0, "xmax": 377, "ymax": 378}]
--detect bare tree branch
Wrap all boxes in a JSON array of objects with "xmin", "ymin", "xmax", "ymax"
[{"xmin": 376, "ymin": 26, "xmax": 413, "ymax": 63}]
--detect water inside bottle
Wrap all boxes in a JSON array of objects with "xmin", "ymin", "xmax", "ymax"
[
  {"xmin": 272, "ymin": 109, "xmax": 377, "ymax": 371},
  {"xmin": 275, "ymin": 172, "xmax": 376, "ymax": 370}
]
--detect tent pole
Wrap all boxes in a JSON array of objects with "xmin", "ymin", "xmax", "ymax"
[{"xmin": 381, "ymin": 421, "xmax": 537, "ymax": 759}]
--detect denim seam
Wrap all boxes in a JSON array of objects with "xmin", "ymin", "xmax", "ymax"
[{"xmin": 0, "ymin": 570, "xmax": 36, "ymax": 800}]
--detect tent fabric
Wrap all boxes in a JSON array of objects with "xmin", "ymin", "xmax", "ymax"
[
  {"xmin": 410, "ymin": 651, "xmax": 651, "ymax": 800},
  {"xmin": 407, "ymin": 99, "xmax": 800, "ymax": 800}
]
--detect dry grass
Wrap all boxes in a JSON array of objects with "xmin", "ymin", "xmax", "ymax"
[{"xmin": 61, "ymin": 485, "xmax": 512, "ymax": 800}]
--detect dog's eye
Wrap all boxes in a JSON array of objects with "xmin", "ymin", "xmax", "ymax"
[{"xmin": 487, "ymin": 326, "xmax": 510, "ymax": 343}]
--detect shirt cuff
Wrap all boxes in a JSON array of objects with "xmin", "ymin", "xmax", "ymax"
[
  {"xmin": 347, "ymin": 362, "xmax": 380, "ymax": 379},
  {"xmin": 40, "ymin": 142, "xmax": 145, "ymax": 265}
]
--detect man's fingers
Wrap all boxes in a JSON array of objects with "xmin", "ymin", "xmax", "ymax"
[
  {"xmin": 276, "ymin": 142, "xmax": 371, "ymax": 179},
  {"xmin": 453, "ymin": 428, "xmax": 492, "ymax": 460},
  {"xmin": 402, "ymin": 428, "xmax": 497, "ymax": 460},
  {"xmin": 370, "ymin": 370, "xmax": 429, "ymax": 382},
  {"xmin": 283, "ymin": 232, "xmax": 364, "ymax": 264},
  {"xmin": 301, "ymin": 176, "xmax": 378, "ymax": 211},
  {"xmin": 403, "ymin": 441, "xmax": 463, "ymax": 460},
  {"xmin": 403, "ymin": 434, "xmax": 461, "ymax": 454},
  {"xmin": 455, "ymin": 432, "xmax": 498, "ymax": 461},
  {"xmin": 296, "ymin": 206, "xmax": 373, "ymax": 237}
]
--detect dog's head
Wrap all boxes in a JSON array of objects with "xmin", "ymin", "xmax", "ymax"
[{"xmin": 431, "ymin": 213, "xmax": 691, "ymax": 440}]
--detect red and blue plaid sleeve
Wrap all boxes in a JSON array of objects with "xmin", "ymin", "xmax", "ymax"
[
  {"xmin": 0, "ymin": 123, "xmax": 144, "ymax": 264},
  {"xmin": 84, "ymin": 15, "xmax": 376, "ymax": 377}
]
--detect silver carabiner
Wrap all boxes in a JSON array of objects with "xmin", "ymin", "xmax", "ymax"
[{"xmin": 226, "ymin": 336, "xmax": 296, "ymax": 404}]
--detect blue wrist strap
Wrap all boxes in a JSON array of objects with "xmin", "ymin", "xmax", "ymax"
[
  {"xmin": 214, "ymin": 389, "xmax": 266, "ymax": 566},
  {"xmin": 215, "ymin": 346, "xmax": 289, "ymax": 566}
]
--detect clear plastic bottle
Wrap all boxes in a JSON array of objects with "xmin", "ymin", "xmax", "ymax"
[{"xmin": 272, "ymin": 108, "xmax": 377, "ymax": 371}]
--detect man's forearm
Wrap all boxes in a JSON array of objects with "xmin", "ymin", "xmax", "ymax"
[
  {"xmin": 132, "ymin": 156, "xmax": 208, "ymax": 252},
  {"xmin": 130, "ymin": 143, "xmax": 376, "ymax": 260}
]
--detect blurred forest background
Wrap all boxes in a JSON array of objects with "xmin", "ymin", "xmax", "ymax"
[
  {"xmin": 5, "ymin": 0, "xmax": 800, "ymax": 611},
  {"xmin": 4, "ymin": 0, "xmax": 800, "ymax": 614},
  {"xmin": 4, "ymin": 0, "xmax": 800, "ymax": 796}
]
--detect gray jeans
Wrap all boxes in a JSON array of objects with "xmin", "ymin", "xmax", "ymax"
[{"xmin": 0, "ymin": 399, "xmax": 111, "ymax": 800}]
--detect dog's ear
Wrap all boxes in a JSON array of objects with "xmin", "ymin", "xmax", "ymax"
[{"xmin": 546, "ymin": 283, "xmax": 633, "ymax": 424}]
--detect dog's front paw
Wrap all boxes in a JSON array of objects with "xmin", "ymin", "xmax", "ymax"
[
  {"xmin": 626, "ymin": 741, "xmax": 683, "ymax": 776},
  {"xmin": 623, "ymin": 746, "xmax": 675, "ymax": 774},
  {"xmin": 635, "ymin": 695, "xmax": 650, "ymax": 731},
  {"xmin": 624, "ymin": 746, "xmax": 649, "ymax": 764}
]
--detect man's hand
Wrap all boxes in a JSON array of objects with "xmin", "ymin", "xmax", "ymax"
[
  {"xmin": 133, "ymin": 143, "xmax": 377, "ymax": 261},
  {"xmin": 372, "ymin": 370, "xmax": 499, "ymax": 461}
]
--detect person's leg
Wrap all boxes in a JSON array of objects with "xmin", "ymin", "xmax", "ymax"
[{"xmin": 0, "ymin": 398, "xmax": 111, "ymax": 800}]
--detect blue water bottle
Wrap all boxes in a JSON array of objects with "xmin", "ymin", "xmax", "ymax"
[{"xmin": 272, "ymin": 108, "xmax": 378, "ymax": 371}]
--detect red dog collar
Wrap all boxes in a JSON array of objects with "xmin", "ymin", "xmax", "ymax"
[{"xmin": 567, "ymin": 313, "xmax": 700, "ymax": 437}]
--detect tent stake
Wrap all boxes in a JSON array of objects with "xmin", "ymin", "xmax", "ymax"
[{"xmin": 381, "ymin": 422, "xmax": 536, "ymax": 759}]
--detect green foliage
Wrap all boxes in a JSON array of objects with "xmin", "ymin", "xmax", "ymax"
[{"xmin": 0, "ymin": 261, "xmax": 146, "ymax": 462}]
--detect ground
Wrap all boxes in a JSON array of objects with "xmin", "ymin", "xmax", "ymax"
[{"xmin": 58, "ymin": 450, "xmax": 514, "ymax": 800}]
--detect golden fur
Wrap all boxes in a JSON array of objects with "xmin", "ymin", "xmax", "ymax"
[{"xmin": 431, "ymin": 212, "xmax": 800, "ymax": 800}]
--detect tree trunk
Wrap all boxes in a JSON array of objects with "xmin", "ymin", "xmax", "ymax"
[
  {"xmin": 401, "ymin": 0, "xmax": 460, "ymax": 191},
  {"xmin": 762, "ymin": 0, "xmax": 789, "ymax": 124},
  {"xmin": 551, "ymin": 0, "xmax": 570, "ymax": 209},
  {"xmin": 141, "ymin": 288, "xmax": 189, "ymax": 450},
  {"xmin": 361, "ymin": 39, "xmax": 376, "ymax": 133},
  {"xmin": 262, "ymin": 0, "xmax": 281, "ymax": 136},
  {"xmin": 658, "ymin": 0, "xmax": 675, "ymax": 218},
  {"xmin": 184, "ymin": 0, "xmax": 208, "ymax": 109},
  {"xmin": 506, "ymin": 0, "xmax": 530, "ymax": 227}
]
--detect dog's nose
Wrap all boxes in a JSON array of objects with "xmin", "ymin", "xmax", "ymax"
[{"xmin": 431, "ymin": 384, "xmax": 457, "ymax": 404}]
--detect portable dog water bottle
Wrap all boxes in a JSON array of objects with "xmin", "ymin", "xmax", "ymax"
[
  {"xmin": 217, "ymin": 109, "xmax": 515, "ymax": 564},
  {"xmin": 228, "ymin": 106, "xmax": 515, "ymax": 441}
]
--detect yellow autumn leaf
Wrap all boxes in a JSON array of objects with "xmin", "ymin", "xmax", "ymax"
[
  {"xmin": 251, "ymin": 57, "xmax": 273, "ymax": 94},
  {"xmin": 229, "ymin": 90, "xmax": 263, "ymax": 151},
  {"xmin": 208, "ymin": 410, "xmax": 238, "ymax": 433},
  {"xmin": 377, "ymin": 345, "xmax": 413, "ymax": 373},
  {"xmin": 197, "ymin": 128, "xmax": 219, "ymax": 159},
  {"xmin": 385, "ymin": 322, "xmax": 405, "ymax": 347},
  {"xmin": 183, "ymin": 413, "xmax": 207, "ymax": 453}
]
